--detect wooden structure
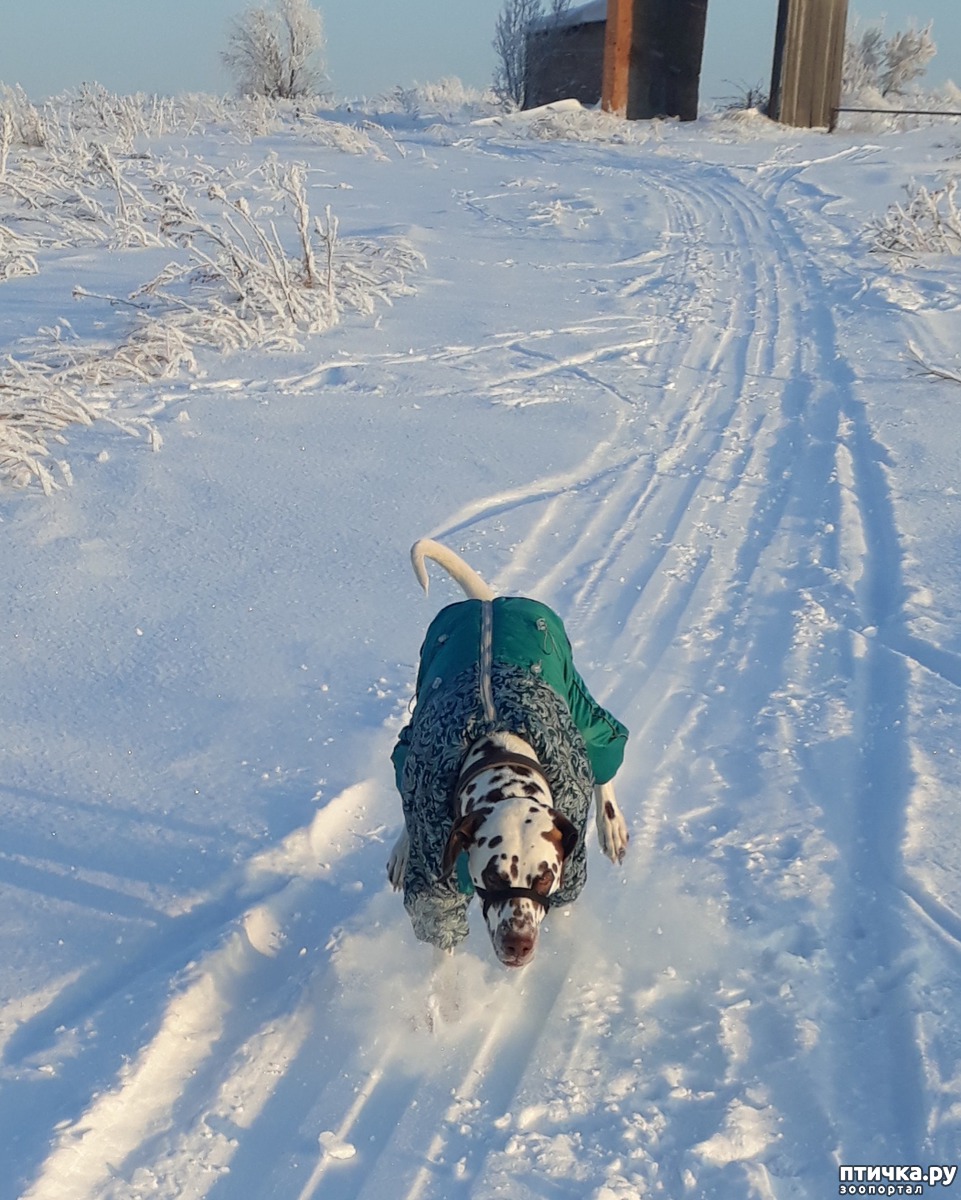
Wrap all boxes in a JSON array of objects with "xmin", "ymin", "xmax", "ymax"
[
  {"xmin": 601, "ymin": 0, "xmax": 709, "ymax": 121},
  {"xmin": 599, "ymin": 0, "xmax": 849, "ymax": 128},
  {"xmin": 526, "ymin": 5, "xmax": 606, "ymax": 109},
  {"xmin": 769, "ymin": 0, "xmax": 849, "ymax": 127}
]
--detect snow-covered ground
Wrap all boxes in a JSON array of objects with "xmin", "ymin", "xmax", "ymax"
[{"xmin": 2, "ymin": 91, "xmax": 961, "ymax": 1199}]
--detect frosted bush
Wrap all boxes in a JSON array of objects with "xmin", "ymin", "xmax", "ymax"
[
  {"xmin": 836, "ymin": 21, "xmax": 961, "ymax": 132},
  {"xmin": 869, "ymin": 178, "xmax": 961, "ymax": 258},
  {"xmin": 1, "ymin": 86, "xmax": 342, "ymax": 155},
  {"xmin": 0, "ymin": 84, "xmax": 49, "ymax": 149},
  {"xmin": 2, "ymin": 84, "xmax": 454, "ymax": 157},
  {"xmin": 142, "ymin": 162, "xmax": 423, "ymax": 341},
  {"xmin": 0, "ymin": 223, "xmax": 38, "ymax": 280},
  {"xmin": 365, "ymin": 78, "xmax": 504, "ymax": 124},
  {"xmin": 1, "ymin": 137, "xmax": 166, "ymax": 252},
  {"xmin": 839, "ymin": 17, "xmax": 953, "ymax": 131},
  {"xmin": 298, "ymin": 115, "xmax": 390, "ymax": 158},
  {"xmin": 222, "ymin": 0, "xmax": 328, "ymax": 100}
]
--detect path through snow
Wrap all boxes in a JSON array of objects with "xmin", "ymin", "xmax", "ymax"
[{"xmin": 2, "ymin": 104, "xmax": 961, "ymax": 1199}]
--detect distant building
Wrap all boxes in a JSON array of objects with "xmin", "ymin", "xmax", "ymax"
[
  {"xmin": 525, "ymin": 1, "xmax": 607, "ymax": 110},
  {"xmin": 525, "ymin": 0, "xmax": 709, "ymax": 122}
]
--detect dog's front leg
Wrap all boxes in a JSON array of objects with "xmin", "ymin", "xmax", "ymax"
[
  {"xmin": 386, "ymin": 827, "xmax": 410, "ymax": 890},
  {"xmin": 594, "ymin": 781, "xmax": 629, "ymax": 864}
]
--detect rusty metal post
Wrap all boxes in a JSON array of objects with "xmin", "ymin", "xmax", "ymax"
[
  {"xmin": 601, "ymin": 0, "xmax": 635, "ymax": 116},
  {"xmin": 770, "ymin": 0, "xmax": 849, "ymax": 127}
]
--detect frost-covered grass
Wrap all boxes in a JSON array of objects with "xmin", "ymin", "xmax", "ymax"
[
  {"xmin": 0, "ymin": 88, "xmax": 423, "ymax": 491},
  {"xmin": 362, "ymin": 76, "xmax": 505, "ymax": 123},
  {"xmin": 146, "ymin": 163, "xmax": 421, "ymax": 339}
]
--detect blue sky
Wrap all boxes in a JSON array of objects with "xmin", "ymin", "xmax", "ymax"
[{"xmin": 0, "ymin": 1, "xmax": 958, "ymax": 104}]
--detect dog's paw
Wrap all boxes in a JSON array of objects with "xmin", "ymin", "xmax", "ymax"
[
  {"xmin": 386, "ymin": 828, "xmax": 410, "ymax": 891},
  {"xmin": 594, "ymin": 782, "xmax": 629, "ymax": 864}
]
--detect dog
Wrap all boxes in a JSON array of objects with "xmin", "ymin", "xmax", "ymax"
[{"xmin": 388, "ymin": 539, "xmax": 629, "ymax": 969}]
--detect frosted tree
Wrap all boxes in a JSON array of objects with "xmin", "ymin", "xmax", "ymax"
[
  {"xmin": 878, "ymin": 25, "xmax": 936, "ymax": 98},
  {"xmin": 843, "ymin": 19, "xmax": 936, "ymax": 100},
  {"xmin": 222, "ymin": 0, "xmax": 328, "ymax": 100}
]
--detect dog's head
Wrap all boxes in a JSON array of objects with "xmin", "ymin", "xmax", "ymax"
[{"xmin": 441, "ymin": 759, "xmax": 579, "ymax": 969}]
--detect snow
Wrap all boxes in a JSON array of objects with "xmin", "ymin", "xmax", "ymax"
[
  {"xmin": 538, "ymin": 1, "xmax": 607, "ymax": 29},
  {"xmin": 3, "ymin": 91, "xmax": 961, "ymax": 1199}
]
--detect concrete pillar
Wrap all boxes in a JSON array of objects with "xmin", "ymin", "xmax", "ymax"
[{"xmin": 770, "ymin": 0, "xmax": 849, "ymax": 127}]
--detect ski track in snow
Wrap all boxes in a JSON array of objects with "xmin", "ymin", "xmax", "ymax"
[{"xmin": 4, "ymin": 112, "xmax": 961, "ymax": 1199}]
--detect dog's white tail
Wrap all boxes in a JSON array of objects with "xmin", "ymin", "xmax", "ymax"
[{"xmin": 410, "ymin": 538, "xmax": 495, "ymax": 601}]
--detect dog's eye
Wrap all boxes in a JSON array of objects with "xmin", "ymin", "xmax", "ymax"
[
  {"xmin": 481, "ymin": 857, "xmax": 513, "ymax": 890},
  {"xmin": 531, "ymin": 866, "xmax": 556, "ymax": 895}
]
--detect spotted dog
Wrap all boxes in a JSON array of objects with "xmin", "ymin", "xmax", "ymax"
[{"xmin": 388, "ymin": 539, "xmax": 629, "ymax": 969}]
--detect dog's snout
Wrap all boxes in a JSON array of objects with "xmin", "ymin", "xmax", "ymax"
[{"xmin": 499, "ymin": 927, "xmax": 536, "ymax": 967}]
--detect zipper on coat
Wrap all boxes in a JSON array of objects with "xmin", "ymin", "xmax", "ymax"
[{"xmin": 480, "ymin": 600, "xmax": 496, "ymax": 724}]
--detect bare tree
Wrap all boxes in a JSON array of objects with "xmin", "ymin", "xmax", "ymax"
[
  {"xmin": 492, "ymin": 0, "xmax": 570, "ymax": 109},
  {"xmin": 222, "ymin": 0, "xmax": 328, "ymax": 100}
]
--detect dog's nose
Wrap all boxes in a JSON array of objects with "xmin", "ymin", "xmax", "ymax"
[{"xmin": 500, "ymin": 929, "xmax": 535, "ymax": 967}]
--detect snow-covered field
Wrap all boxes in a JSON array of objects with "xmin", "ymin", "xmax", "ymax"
[{"xmin": 2, "ymin": 88, "xmax": 961, "ymax": 1199}]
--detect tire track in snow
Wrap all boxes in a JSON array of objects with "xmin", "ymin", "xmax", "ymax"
[
  {"xmin": 237, "ymin": 932, "xmax": 578, "ymax": 1200},
  {"xmin": 480, "ymin": 159, "xmax": 787, "ymax": 641},
  {"xmin": 17, "ymin": 780, "xmax": 393, "ymax": 1200},
  {"xmin": 565, "ymin": 161, "xmax": 862, "ymax": 1185},
  {"xmin": 414, "ymin": 148, "xmax": 844, "ymax": 1190},
  {"xmin": 421, "ymin": 144, "xmax": 931, "ymax": 1181},
  {"xmin": 455, "ymin": 157, "xmax": 800, "ymax": 717},
  {"xmin": 828, "ymin": 378, "xmax": 929, "ymax": 1158},
  {"xmin": 367, "ymin": 951, "xmax": 574, "ymax": 1200},
  {"xmin": 717, "ymin": 161, "xmax": 933, "ymax": 1160},
  {"xmin": 612, "ymin": 158, "xmax": 929, "ymax": 1165},
  {"xmin": 625, "ymin": 159, "xmax": 929, "ymax": 1166},
  {"xmin": 422, "ymin": 162, "xmax": 709, "ymax": 595}
]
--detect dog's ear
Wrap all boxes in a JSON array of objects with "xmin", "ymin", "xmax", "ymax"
[
  {"xmin": 553, "ymin": 811, "xmax": 579, "ymax": 861},
  {"xmin": 440, "ymin": 810, "xmax": 486, "ymax": 879}
]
